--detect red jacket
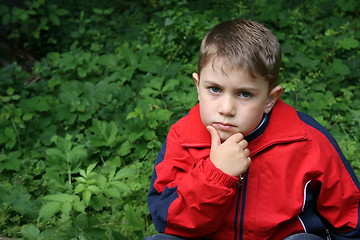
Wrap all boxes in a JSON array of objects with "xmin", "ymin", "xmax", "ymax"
[{"xmin": 148, "ymin": 99, "xmax": 360, "ymax": 239}]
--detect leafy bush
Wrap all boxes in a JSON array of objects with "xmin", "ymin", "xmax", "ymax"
[{"xmin": 0, "ymin": 0, "xmax": 359, "ymax": 239}]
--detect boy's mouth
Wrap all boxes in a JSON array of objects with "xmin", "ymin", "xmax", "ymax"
[{"xmin": 213, "ymin": 122, "xmax": 236, "ymax": 131}]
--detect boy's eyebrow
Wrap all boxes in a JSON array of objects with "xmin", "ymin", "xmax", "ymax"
[
  {"xmin": 202, "ymin": 80, "xmax": 220, "ymax": 86},
  {"xmin": 202, "ymin": 80, "xmax": 260, "ymax": 92}
]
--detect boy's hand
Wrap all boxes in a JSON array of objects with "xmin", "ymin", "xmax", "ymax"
[{"xmin": 207, "ymin": 126, "xmax": 251, "ymax": 177}]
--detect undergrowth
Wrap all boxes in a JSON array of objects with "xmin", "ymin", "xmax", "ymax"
[{"xmin": 0, "ymin": 0, "xmax": 359, "ymax": 239}]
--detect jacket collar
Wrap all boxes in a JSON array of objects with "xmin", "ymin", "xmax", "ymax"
[
  {"xmin": 177, "ymin": 99, "xmax": 307, "ymax": 154},
  {"xmin": 177, "ymin": 104, "xmax": 211, "ymax": 147},
  {"xmin": 247, "ymin": 99, "xmax": 307, "ymax": 156}
]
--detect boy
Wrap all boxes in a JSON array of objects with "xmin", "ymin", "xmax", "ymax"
[{"xmin": 146, "ymin": 19, "xmax": 360, "ymax": 240}]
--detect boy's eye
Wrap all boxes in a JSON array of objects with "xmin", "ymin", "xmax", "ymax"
[
  {"xmin": 239, "ymin": 91, "xmax": 252, "ymax": 98},
  {"xmin": 209, "ymin": 87, "xmax": 221, "ymax": 93}
]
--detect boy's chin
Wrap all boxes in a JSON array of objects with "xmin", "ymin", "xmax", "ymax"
[
  {"xmin": 219, "ymin": 130, "xmax": 246, "ymax": 142},
  {"xmin": 219, "ymin": 132, "xmax": 235, "ymax": 142}
]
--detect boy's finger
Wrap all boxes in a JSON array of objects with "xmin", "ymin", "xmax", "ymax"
[
  {"xmin": 207, "ymin": 126, "xmax": 221, "ymax": 147},
  {"xmin": 227, "ymin": 132, "xmax": 244, "ymax": 143}
]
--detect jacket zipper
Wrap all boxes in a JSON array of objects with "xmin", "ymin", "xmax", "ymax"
[
  {"xmin": 234, "ymin": 171, "xmax": 248, "ymax": 240},
  {"xmin": 234, "ymin": 186, "xmax": 241, "ymax": 240}
]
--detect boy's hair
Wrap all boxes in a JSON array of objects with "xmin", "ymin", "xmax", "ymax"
[{"xmin": 198, "ymin": 19, "xmax": 281, "ymax": 88}]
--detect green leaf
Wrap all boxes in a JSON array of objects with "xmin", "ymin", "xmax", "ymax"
[
  {"xmin": 2, "ymin": 12, "xmax": 10, "ymax": 24},
  {"xmin": 84, "ymin": 227, "xmax": 107, "ymax": 238},
  {"xmin": 107, "ymin": 166, "xmax": 117, "ymax": 181},
  {"xmin": 94, "ymin": 174, "xmax": 107, "ymax": 189},
  {"xmin": 67, "ymin": 144, "xmax": 88, "ymax": 165},
  {"xmin": 45, "ymin": 148, "xmax": 65, "ymax": 161},
  {"xmin": 138, "ymin": 55, "xmax": 165, "ymax": 74},
  {"xmin": 6, "ymin": 87, "xmax": 14, "ymax": 95},
  {"xmin": 349, "ymin": 109, "xmax": 360, "ymax": 125},
  {"xmin": 11, "ymin": 188, "xmax": 33, "ymax": 215},
  {"xmin": 126, "ymin": 108, "xmax": 144, "ymax": 120},
  {"xmin": 2, "ymin": 151, "xmax": 22, "ymax": 171},
  {"xmin": 146, "ymin": 109, "xmax": 173, "ymax": 123},
  {"xmin": 12, "ymin": 7, "xmax": 23, "ymax": 17},
  {"xmin": 11, "ymin": 94, "xmax": 21, "ymax": 100},
  {"xmin": 118, "ymin": 141, "xmax": 132, "ymax": 156},
  {"xmin": 128, "ymin": 132, "xmax": 143, "ymax": 142},
  {"xmin": 165, "ymin": 17, "xmax": 174, "ymax": 26},
  {"xmin": 162, "ymin": 78, "xmax": 180, "ymax": 92},
  {"xmin": 89, "ymin": 120, "xmax": 119, "ymax": 147},
  {"xmin": 49, "ymin": 14, "xmax": 60, "ymax": 25},
  {"xmin": 86, "ymin": 162, "xmax": 97, "ymax": 175},
  {"xmin": 42, "ymin": 194, "xmax": 73, "ymax": 202},
  {"xmin": 336, "ymin": 0, "xmax": 358, "ymax": 11},
  {"xmin": 147, "ymin": 77, "xmax": 164, "ymax": 90},
  {"xmin": 83, "ymin": 190, "xmax": 92, "ymax": 206},
  {"xmin": 22, "ymin": 113, "xmax": 34, "ymax": 121},
  {"xmin": 122, "ymin": 48, "xmax": 138, "ymax": 66},
  {"xmin": 338, "ymin": 37, "xmax": 359, "ymax": 50},
  {"xmin": 38, "ymin": 201, "xmax": 62, "ymax": 222},
  {"xmin": 73, "ymin": 199, "xmax": 86, "ymax": 213},
  {"xmin": 124, "ymin": 205, "xmax": 145, "ymax": 230},
  {"xmin": 21, "ymin": 224, "xmax": 40, "ymax": 240},
  {"xmin": 75, "ymin": 213, "xmax": 89, "ymax": 229},
  {"xmin": 103, "ymin": 187, "xmax": 121, "ymax": 198},
  {"xmin": 143, "ymin": 129, "xmax": 156, "ymax": 140},
  {"xmin": 110, "ymin": 181, "xmax": 131, "ymax": 193},
  {"xmin": 156, "ymin": 109, "xmax": 173, "ymax": 121},
  {"xmin": 5, "ymin": 127, "xmax": 16, "ymax": 139},
  {"xmin": 22, "ymin": 96, "xmax": 51, "ymax": 112},
  {"xmin": 19, "ymin": 12, "xmax": 28, "ymax": 21},
  {"xmin": 55, "ymin": 9, "xmax": 69, "ymax": 16},
  {"xmin": 74, "ymin": 183, "xmax": 86, "ymax": 193},
  {"xmin": 332, "ymin": 59, "xmax": 350, "ymax": 75},
  {"xmin": 91, "ymin": 195, "xmax": 107, "ymax": 210},
  {"xmin": 4, "ymin": 127, "xmax": 17, "ymax": 149},
  {"xmin": 61, "ymin": 201, "xmax": 72, "ymax": 217},
  {"xmin": 87, "ymin": 185, "xmax": 101, "ymax": 194},
  {"xmin": 113, "ymin": 167, "xmax": 137, "ymax": 180},
  {"xmin": 52, "ymin": 135, "xmax": 72, "ymax": 153}
]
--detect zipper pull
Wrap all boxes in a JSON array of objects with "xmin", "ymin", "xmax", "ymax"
[{"xmin": 238, "ymin": 174, "xmax": 244, "ymax": 187}]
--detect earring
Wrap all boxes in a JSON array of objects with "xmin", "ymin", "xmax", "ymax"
[{"xmin": 266, "ymin": 108, "xmax": 271, "ymax": 113}]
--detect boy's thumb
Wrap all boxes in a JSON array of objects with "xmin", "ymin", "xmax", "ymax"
[{"xmin": 207, "ymin": 126, "xmax": 221, "ymax": 147}]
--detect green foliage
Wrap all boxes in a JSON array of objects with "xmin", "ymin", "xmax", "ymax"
[
  {"xmin": 0, "ymin": 0, "xmax": 69, "ymax": 56},
  {"xmin": 0, "ymin": 0, "xmax": 359, "ymax": 239}
]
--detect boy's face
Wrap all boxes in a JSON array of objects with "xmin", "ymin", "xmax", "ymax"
[{"xmin": 193, "ymin": 59, "xmax": 282, "ymax": 142}]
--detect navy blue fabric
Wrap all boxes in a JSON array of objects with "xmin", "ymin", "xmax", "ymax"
[
  {"xmin": 298, "ymin": 181, "xmax": 327, "ymax": 238},
  {"xmin": 284, "ymin": 233, "xmax": 324, "ymax": 240},
  {"xmin": 144, "ymin": 233, "xmax": 187, "ymax": 240},
  {"xmin": 148, "ymin": 141, "xmax": 179, "ymax": 233}
]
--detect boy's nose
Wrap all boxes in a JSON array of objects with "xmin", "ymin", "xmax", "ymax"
[{"xmin": 219, "ymin": 96, "xmax": 236, "ymax": 116}]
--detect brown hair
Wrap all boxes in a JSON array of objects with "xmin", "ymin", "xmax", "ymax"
[{"xmin": 198, "ymin": 19, "xmax": 281, "ymax": 88}]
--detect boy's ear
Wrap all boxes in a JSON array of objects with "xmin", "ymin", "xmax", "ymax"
[
  {"xmin": 192, "ymin": 73, "xmax": 200, "ymax": 96},
  {"xmin": 192, "ymin": 73, "xmax": 199, "ymax": 86},
  {"xmin": 265, "ymin": 85, "xmax": 283, "ymax": 113}
]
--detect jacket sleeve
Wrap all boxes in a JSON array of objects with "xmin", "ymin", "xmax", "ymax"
[
  {"xmin": 147, "ymin": 125, "xmax": 239, "ymax": 238},
  {"xmin": 313, "ymin": 131, "xmax": 360, "ymax": 239}
]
